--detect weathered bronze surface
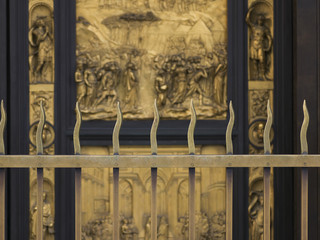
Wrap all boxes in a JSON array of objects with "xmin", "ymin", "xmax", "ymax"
[
  {"xmin": 29, "ymin": 1, "xmax": 56, "ymax": 239},
  {"xmin": 76, "ymin": 0, "xmax": 228, "ymax": 120},
  {"xmin": 79, "ymin": 145, "xmax": 226, "ymax": 240},
  {"xmin": 246, "ymin": 0, "xmax": 273, "ymax": 81},
  {"xmin": 29, "ymin": 0, "xmax": 54, "ymax": 84},
  {"xmin": 247, "ymin": 0, "xmax": 274, "ymax": 239}
]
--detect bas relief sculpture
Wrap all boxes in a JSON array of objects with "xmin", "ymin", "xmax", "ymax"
[
  {"xmin": 246, "ymin": 1, "xmax": 274, "ymax": 239},
  {"xmin": 29, "ymin": 1, "xmax": 56, "ymax": 239},
  {"xmin": 246, "ymin": 0, "xmax": 273, "ymax": 81},
  {"xmin": 80, "ymin": 145, "xmax": 227, "ymax": 240},
  {"xmin": 29, "ymin": 3, "xmax": 54, "ymax": 84},
  {"xmin": 76, "ymin": 0, "xmax": 228, "ymax": 120}
]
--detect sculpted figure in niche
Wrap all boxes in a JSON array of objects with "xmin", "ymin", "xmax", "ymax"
[
  {"xmin": 158, "ymin": 216, "xmax": 168, "ymax": 240},
  {"xmin": 29, "ymin": 17, "xmax": 53, "ymax": 83},
  {"xmin": 30, "ymin": 192, "xmax": 54, "ymax": 239},
  {"xmin": 246, "ymin": 7, "xmax": 272, "ymax": 80},
  {"xmin": 248, "ymin": 191, "xmax": 264, "ymax": 240}
]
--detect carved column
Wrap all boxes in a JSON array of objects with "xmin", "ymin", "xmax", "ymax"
[
  {"xmin": 28, "ymin": 0, "xmax": 55, "ymax": 239},
  {"xmin": 246, "ymin": 0, "xmax": 274, "ymax": 239}
]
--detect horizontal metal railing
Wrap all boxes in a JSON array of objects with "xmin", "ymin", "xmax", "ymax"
[{"xmin": 0, "ymin": 99, "xmax": 314, "ymax": 240}]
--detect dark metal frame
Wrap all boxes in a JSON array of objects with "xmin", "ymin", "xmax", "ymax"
[
  {"xmin": 0, "ymin": 0, "xmax": 295, "ymax": 238},
  {"xmin": 54, "ymin": 0, "xmax": 249, "ymax": 239}
]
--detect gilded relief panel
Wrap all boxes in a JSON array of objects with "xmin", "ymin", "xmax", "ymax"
[
  {"xmin": 29, "ymin": 0, "xmax": 55, "ymax": 239},
  {"xmin": 76, "ymin": 0, "xmax": 228, "ymax": 120},
  {"xmin": 246, "ymin": 0, "xmax": 274, "ymax": 239},
  {"xmin": 81, "ymin": 145, "xmax": 226, "ymax": 240}
]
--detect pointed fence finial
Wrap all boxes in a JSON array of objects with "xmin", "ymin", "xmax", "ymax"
[
  {"xmin": 113, "ymin": 102, "xmax": 123, "ymax": 155},
  {"xmin": 300, "ymin": 100, "xmax": 309, "ymax": 154},
  {"xmin": 36, "ymin": 101, "xmax": 46, "ymax": 155},
  {"xmin": 188, "ymin": 100, "xmax": 196, "ymax": 155},
  {"xmin": 0, "ymin": 100, "xmax": 6, "ymax": 155},
  {"xmin": 264, "ymin": 100, "xmax": 272, "ymax": 154},
  {"xmin": 73, "ymin": 102, "xmax": 82, "ymax": 155},
  {"xmin": 226, "ymin": 101, "xmax": 234, "ymax": 155},
  {"xmin": 150, "ymin": 99, "xmax": 159, "ymax": 155}
]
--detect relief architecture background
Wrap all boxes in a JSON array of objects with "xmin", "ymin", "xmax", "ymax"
[
  {"xmin": 76, "ymin": 0, "xmax": 228, "ymax": 120},
  {"xmin": 29, "ymin": 0, "xmax": 55, "ymax": 239},
  {"xmin": 81, "ymin": 146, "xmax": 227, "ymax": 240},
  {"xmin": 246, "ymin": 0, "xmax": 274, "ymax": 240}
]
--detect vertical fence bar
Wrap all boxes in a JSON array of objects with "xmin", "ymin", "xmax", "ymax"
[
  {"xmin": 0, "ymin": 100, "xmax": 6, "ymax": 240},
  {"xmin": 0, "ymin": 168, "xmax": 4, "ymax": 240},
  {"xmin": 113, "ymin": 102, "xmax": 122, "ymax": 240},
  {"xmin": 188, "ymin": 100, "xmax": 196, "ymax": 240},
  {"xmin": 151, "ymin": 168, "xmax": 157, "ymax": 240},
  {"xmin": 263, "ymin": 167, "xmax": 271, "ymax": 240},
  {"xmin": 75, "ymin": 169, "xmax": 81, "ymax": 240},
  {"xmin": 150, "ymin": 100, "xmax": 159, "ymax": 240},
  {"xmin": 74, "ymin": 102, "xmax": 82, "ymax": 240},
  {"xmin": 37, "ymin": 168, "xmax": 44, "ymax": 240},
  {"xmin": 36, "ymin": 101, "xmax": 45, "ymax": 240},
  {"xmin": 263, "ymin": 100, "xmax": 272, "ymax": 240},
  {"xmin": 226, "ymin": 101, "xmax": 234, "ymax": 240},
  {"xmin": 301, "ymin": 168, "xmax": 308, "ymax": 240},
  {"xmin": 300, "ymin": 100, "xmax": 309, "ymax": 240},
  {"xmin": 113, "ymin": 168, "xmax": 120, "ymax": 240}
]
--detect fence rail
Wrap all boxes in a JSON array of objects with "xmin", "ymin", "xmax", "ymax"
[{"xmin": 0, "ymin": 99, "xmax": 315, "ymax": 240}]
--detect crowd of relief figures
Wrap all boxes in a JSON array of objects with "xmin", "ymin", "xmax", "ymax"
[
  {"xmin": 76, "ymin": 0, "xmax": 228, "ymax": 120},
  {"xmin": 81, "ymin": 212, "xmax": 226, "ymax": 240}
]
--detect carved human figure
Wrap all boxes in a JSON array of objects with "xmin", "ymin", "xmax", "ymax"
[
  {"xmin": 198, "ymin": 213, "xmax": 209, "ymax": 240},
  {"xmin": 125, "ymin": 62, "xmax": 139, "ymax": 109},
  {"xmin": 31, "ymin": 192, "xmax": 54, "ymax": 239},
  {"xmin": 213, "ymin": 53, "xmax": 227, "ymax": 106},
  {"xmin": 29, "ymin": 17, "xmax": 53, "ymax": 83},
  {"xmin": 181, "ymin": 218, "xmax": 189, "ymax": 240},
  {"xmin": 158, "ymin": 217, "xmax": 168, "ymax": 240},
  {"xmin": 75, "ymin": 64, "xmax": 86, "ymax": 104},
  {"xmin": 120, "ymin": 219, "xmax": 130, "ymax": 240},
  {"xmin": 84, "ymin": 69, "xmax": 97, "ymax": 108},
  {"xmin": 248, "ymin": 192, "xmax": 264, "ymax": 240},
  {"xmin": 95, "ymin": 62, "xmax": 119, "ymax": 106},
  {"xmin": 155, "ymin": 73, "xmax": 168, "ymax": 107},
  {"xmin": 171, "ymin": 55, "xmax": 188, "ymax": 106},
  {"xmin": 129, "ymin": 218, "xmax": 139, "ymax": 240},
  {"xmin": 246, "ymin": 7, "xmax": 272, "ymax": 80},
  {"xmin": 186, "ymin": 67, "xmax": 207, "ymax": 105},
  {"xmin": 145, "ymin": 217, "xmax": 151, "ymax": 240}
]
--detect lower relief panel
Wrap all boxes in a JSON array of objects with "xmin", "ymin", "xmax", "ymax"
[{"xmin": 81, "ymin": 145, "xmax": 226, "ymax": 240}]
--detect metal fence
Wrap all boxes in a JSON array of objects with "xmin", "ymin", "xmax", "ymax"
[{"xmin": 0, "ymin": 99, "xmax": 314, "ymax": 240}]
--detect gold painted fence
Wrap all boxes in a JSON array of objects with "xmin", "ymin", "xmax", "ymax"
[{"xmin": 0, "ymin": 99, "xmax": 314, "ymax": 240}]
